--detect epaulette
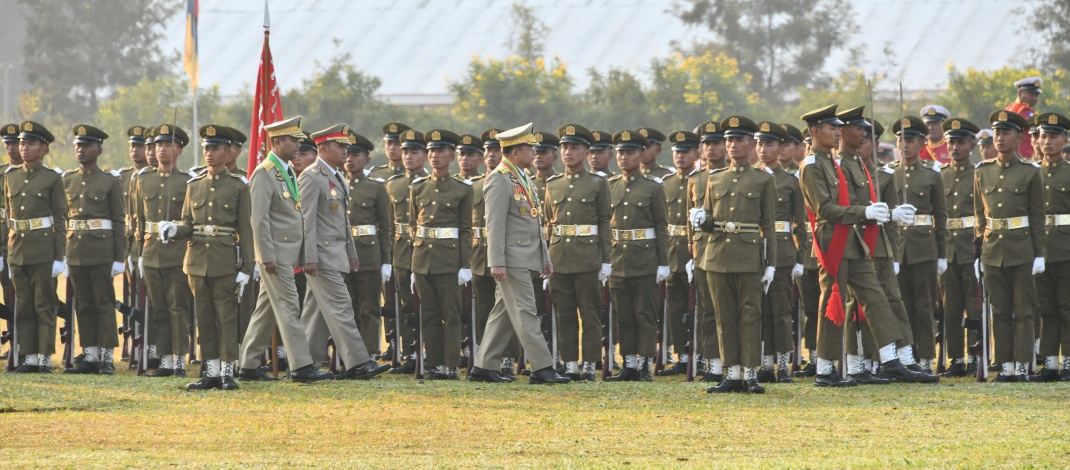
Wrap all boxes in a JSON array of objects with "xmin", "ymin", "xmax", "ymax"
[
  {"xmin": 231, "ymin": 173, "xmax": 249, "ymax": 184},
  {"xmin": 188, "ymin": 172, "xmax": 207, "ymax": 183},
  {"xmin": 667, "ymin": 167, "xmax": 677, "ymax": 174},
  {"xmin": 975, "ymin": 160, "xmax": 993, "ymax": 168},
  {"xmin": 930, "ymin": 164, "xmax": 941, "ymax": 173},
  {"xmin": 1029, "ymin": 160, "xmax": 1040, "ymax": 168},
  {"xmin": 387, "ymin": 174, "xmax": 404, "ymax": 181},
  {"xmin": 546, "ymin": 174, "xmax": 563, "ymax": 182},
  {"xmin": 458, "ymin": 177, "xmax": 473, "ymax": 186},
  {"xmin": 120, "ymin": 166, "xmax": 134, "ymax": 174},
  {"xmin": 363, "ymin": 168, "xmax": 371, "ymax": 177},
  {"xmin": 883, "ymin": 166, "xmax": 895, "ymax": 174},
  {"xmin": 471, "ymin": 174, "xmax": 486, "ymax": 181},
  {"xmin": 792, "ymin": 170, "xmax": 800, "ymax": 179},
  {"xmin": 496, "ymin": 165, "xmax": 511, "ymax": 175},
  {"xmin": 762, "ymin": 166, "xmax": 773, "ymax": 174},
  {"xmin": 938, "ymin": 162, "xmax": 950, "ymax": 169},
  {"xmin": 608, "ymin": 175, "xmax": 622, "ymax": 182},
  {"xmin": 53, "ymin": 167, "xmax": 63, "ymax": 174},
  {"xmin": 109, "ymin": 170, "xmax": 121, "ymax": 177},
  {"xmin": 62, "ymin": 169, "xmax": 75, "ymax": 176},
  {"xmin": 803, "ymin": 155, "xmax": 815, "ymax": 166},
  {"xmin": 710, "ymin": 166, "xmax": 729, "ymax": 173},
  {"xmin": 5, "ymin": 165, "xmax": 19, "ymax": 173},
  {"xmin": 138, "ymin": 166, "xmax": 155, "ymax": 175},
  {"xmin": 187, "ymin": 170, "xmax": 198, "ymax": 178},
  {"xmin": 371, "ymin": 164, "xmax": 387, "ymax": 170},
  {"xmin": 412, "ymin": 176, "xmax": 428, "ymax": 184},
  {"xmin": 688, "ymin": 167, "xmax": 701, "ymax": 176},
  {"xmin": 650, "ymin": 176, "xmax": 663, "ymax": 184},
  {"xmin": 372, "ymin": 177, "xmax": 386, "ymax": 183},
  {"xmin": 594, "ymin": 171, "xmax": 607, "ymax": 178},
  {"xmin": 259, "ymin": 159, "xmax": 275, "ymax": 171}
]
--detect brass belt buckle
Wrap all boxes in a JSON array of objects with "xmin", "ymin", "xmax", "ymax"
[
  {"xmin": 724, "ymin": 221, "xmax": 738, "ymax": 233},
  {"xmin": 203, "ymin": 225, "xmax": 216, "ymax": 236}
]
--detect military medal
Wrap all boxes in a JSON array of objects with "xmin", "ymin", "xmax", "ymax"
[
  {"xmin": 330, "ymin": 189, "xmax": 338, "ymax": 197},
  {"xmin": 513, "ymin": 193, "xmax": 522, "ymax": 201},
  {"xmin": 519, "ymin": 206, "xmax": 528, "ymax": 216},
  {"xmin": 283, "ymin": 190, "xmax": 290, "ymax": 199},
  {"xmin": 530, "ymin": 207, "xmax": 539, "ymax": 218},
  {"xmin": 330, "ymin": 202, "xmax": 339, "ymax": 212},
  {"xmin": 295, "ymin": 202, "xmax": 302, "ymax": 211}
]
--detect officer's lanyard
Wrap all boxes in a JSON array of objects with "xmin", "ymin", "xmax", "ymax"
[
  {"xmin": 267, "ymin": 151, "xmax": 299, "ymax": 202},
  {"xmin": 500, "ymin": 158, "xmax": 539, "ymax": 209}
]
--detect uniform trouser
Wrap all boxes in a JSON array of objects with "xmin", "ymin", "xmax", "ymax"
[
  {"xmin": 239, "ymin": 265, "xmax": 315, "ymax": 371},
  {"xmin": 301, "ymin": 269, "xmax": 372, "ymax": 369},
  {"xmin": 237, "ymin": 277, "xmax": 256, "ymax": 341},
  {"xmin": 392, "ymin": 266, "xmax": 417, "ymax": 358},
  {"xmin": 144, "ymin": 266, "xmax": 191, "ymax": 357},
  {"xmin": 1036, "ymin": 260, "xmax": 1070, "ymax": 358},
  {"xmin": 942, "ymin": 262, "xmax": 979, "ymax": 360},
  {"xmin": 798, "ymin": 268, "xmax": 820, "ymax": 351},
  {"xmin": 983, "ymin": 263, "xmax": 1035, "ymax": 363},
  {"xmin": 550, "ymin": 271, "xmax": 603, "ymax": 363},
  {"xmin": 666, "ymin": 270, "xmax": 690, "ymax": 354},
  {"xmin": 472, "ymin": 273, "xmax": 520, "ymax": 359},
  {"xmin": 847, "ymin": 256, "xmax": 913, "ymax": 355},
  {"xmin": 762, "ymin": 268, "xmax": 794, "ymax": 355},
  {"xmin": 345, "ymin": 270, "xmax": 382, "ymax": 356},
  {"xmin": 69, "ymin": 264, "xmax": 118, "ymax": 349},
  {"xmin": 295, "ymin": 271, "xmax": 307, "ymax": 309},
  {"xmin": 477, "ymin": 268, "xmax": 553, "ymax": 371},
  {"xmin": 707, "ymin": 272, "xmax": 762, "ymax": 368},
  {"xmin": 188, "ymin": 273, "xmax": 238, "ymax": 362},
  {"xmin": 12, "ymin": 263, "xmax": 56, "ymax": 355},
  {"xmin": 415, "ymin": 273, "xmax": 462, "ymax": 369},
  {"xmin": 694, "ymin": 268, "xmax": 720, "ymax": 359},
  {"xmin": 817, "ymin": 257, "xmax": 904, "ymax": 360},
  {"xmin": 899, "ymin": 260, "xmax": 937, "ymax": 360},
  {"xmin": 609, "ymin": 275, "xmax": 658, "ymax": 358}
]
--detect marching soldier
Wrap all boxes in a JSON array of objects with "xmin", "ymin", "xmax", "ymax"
[
  {"xmin": 658, "ymin": 130, "xmax": 700, "ymax": 375},
  {"xmin": 223, "ymin": 127, "xmax": 248, "ymax": 178},
  {"xmin": 690, "ymin": 116, "xmax": 776, "ymax": 393},
  {"xmin": 544, "ymin": 124, "xmax": 611, "ymax": 381},
  {"xmin": 919, "ymin": 105, "xmax": 951, "ymax": 164},
  {"xmin": 754, "ymin": 122, "xmax": 806, "ymax": 383},
  {"xmin": 6, "ymin": 121, "xmax": 67, "ymax": 372},
  {"xmin": 687, "ymin": 121, "xmax": 727, "ymax": 381},
  {"xmin": 158, "ymin": 125, "xmax": 253, "ymax": 390},
  {"xmin": 604, "ymin": 130, "xmax": 669, "ymax": 382},
  {"xmin": 1005, "ymin": 77, "xmax": 1041, "ymax": 160},
  {"xmin": 2, "ymin": 123, "xmax": 24, "ymax": 166},
  {"xmin": 586, "ymin": 130, "xmax": 615, "ymax": 177},
  {"xmin": 135, "ymin": 124, "xmax": 194, "ymax": 378},
  {"xmin": 368, "ymin": 123, "xmax": 411, "ymax": 180},
  {"xmin": 1030, "ymin": 112, "xmax": 1070, "ymax": 382},
  {"xmin": 779, "ymin": 124, "xmax": 804, "ymax": 173},
  {"xmin": 385, "ymin": 129, "xmax": 428, "ymax": 374},
  {"xmin": 636, "ymin": 128, "xmax": 674, "ymax": 179},
  {"xmin": 940, "ymin": 117, "xmax": 982, "ymax": 377},
  {"xmin": 891, "ymin": 115, "xmax": 949, "ymax": 374},
  {"xmin": 118, "ymin": 126, "xmax": 149, "ymax": 207},
  {"xmin": 455, "ymin": 134, "xmax": 484, "ymax": 181},
  {"xmin": 61, "ymin": 125, "xmax": 126, "ymax": 375}
]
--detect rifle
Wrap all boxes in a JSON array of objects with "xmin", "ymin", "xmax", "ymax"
[
  {"xmin": 654, "ymin": 280, "xmax": 668, "ymax": 374},
  {"xmin": 59, "ymin": 279, "xmax": 74, "ymax": 369},
  {"xmin": 791, "ymin": 281, "xmax": 801, "ymax": 373},
  {"xmin": 934, "ymin": 298, "xmax": 946, "ymax": 374},
  {"xmin": 684, "ymin": 278, "xmax": 698, "ymax": 382},
  {"xmin": 327, "ymin": 337, "xmax": 340, "ymax": 374},
  {"xmin": 413, "ymin": 286, "xmax": 424, "ymax": 380},
  {"xmin": 966, "ymin": 269, "xmax": 990, "ymax": 383},
  {"xmin": 548, "ymin": 285, "xmax": 558, "ymax": 371},
  {"xmin": 3, "ymin": 296, "xmax": 15, "ymax": 372},
  {"xmin": 464, "ymin": 281, "xmax": 476, "ymax": 375},
  {"xmin": 118, "ymin": 270, "xmax": 131, "ymax": 361},
  {"xmin": 601, "ymin": 283, "xmax": 613, "ymax": 379},
  {"xmin": 382, "ymin": 271, "xmax": 401, "ymax": 368}
]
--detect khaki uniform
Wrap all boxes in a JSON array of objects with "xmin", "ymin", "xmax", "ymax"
[
  {"xmin": 368, "ymin": 164, "xmax": 405, "ymax": 181},
  {"xmin": 386, "ymin": 170, "xmax": 427, "ymax": 357},
  {"xmin": 1036, "ymin": 160, "xmax": 1070, "ymax": 359},
  {"xmin": 641, "ymin": 165, "xmax": 675, "ymax": 180},
  {"xmin": 63, "ymin": 168, "xmax": 126, "ymax": 351},
  {"xmin": 607, "ymin": 173, "xmax": 669, "ymax": 358},
  {"xmin": 409, "ymin": 174, "xmax": 473, "ymax": 369},
  {"xmin": 470, "ymin": 174, "xmax": 520, "ymax": 358},
  {"xmin": 662, "ymin": 170, "xmax": 693, "ymax": 357},
  {"xmin": 531, "ymin": 172, "xmax": 555, "ymax": 325},
  {"xmin": 686, "ymin": 167, "xmax": 721, "ymax": 360},
  {"xmin": 544, "ymin": 169, "xmax": 611, "ymax": 363},
  {"xmin": 341, "ymin": 174, "xmax": 392, "ymax": 356},
  {"xmin": 941, "ymin": 161, "xmax": 979, "ymax": 360},
  {"xmin": 762, "ymin": 165, "xmax": 806, "ymax": 356}
]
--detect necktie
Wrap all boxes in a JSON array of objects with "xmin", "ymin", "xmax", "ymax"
[{"xmin": 334, "ymin": 173, "xmax": 348, "ymax": 198}]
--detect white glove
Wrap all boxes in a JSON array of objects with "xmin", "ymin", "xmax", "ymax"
[
  {"xmin": 542, "ymin": 278, "xmax": 549, "ymax": 290},
  {"xmin": 936, "ymin": 258, "xmax": 948, "ymax": 276},
  {"xmin": 689, "ymin": 208, "xmax": 706, "ymax": 230},
  {"xmin": 458, "ymin": 268, "xmax": 472, "ymax": 286},
  {"xmin": 111, "ymin": 261, "xmax": 124, "ymax": 277},
  {"xmin": 62, "ymin": 257, "xmax": 69, "ymax": 278},
  {"xmin": 864, "ymin": 202, "xmax": 890, "ymax": 223},
  {"xmin": 974, "ymin": 259, "xmax": 982, "ymax": 279},
  {"xmin": 599, "ymin": 263, "xmax": 611, "ymax": 285},
  {"xmin": 1033, "ymin": 257, "xmax": 1046, "ymax": 275},
  {"xmin": 890, "ymin": 204, "xmax": 917, "ymax": 224},
  {"xmin": 894, "ymin": 262, "xmax": 901, "ymax": 275},
  {"xmin": 381, "ymin": 264, "xmax": 392, "ymax": 285},
  {"xmin": 656, "ymin": 266, "xmax": 670, "ymax": 284},
  {"xmin": 252, "ymin": 264, "xmax": 261, "ymax": 282},
  {"xmin": 685, "ymin": 260, "xmax": 694, "ymax": 283},
  {"xmin": 158, "ymin": 221, "xmax": 178, "ymax": 243},
  {"xmin": 236, "ymin": 271, "xmax": 251, "ymax": 297},
  {"xmin": 791, "ymin": 263, "xmax": 804, "ymax": 279},
  {"xmin": 51, "ymin": 260, "xmax": 64, "ymax": 278},
  {"xmin": 761, "ymin": 266, "xmax": 775, "ymax": 293}
]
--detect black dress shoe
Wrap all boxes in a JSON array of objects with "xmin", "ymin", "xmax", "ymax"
[
  {"xmin": 657, "ymin": 361, "xmax": 687, "ymax": 376},
  {"xmin": 1060, "ymin": 369, "xmax": 1070, "ymax": 382},
  {"xmin": 744, "ymin": 378, "xmax": 765, "ymax": 394},
  {"xmin": 906, "ymin": 363, "xmax": 924, "ymax": 373},
  {"xmin": 238, "ymin": 367, "xmax": 280, "ymax": 381},
  {"xmin": 756, "ymin": 369, "xmax": 776, "ymax": 383},
  {"xmin": 987, "ymin": 363, "xmax": 1001, "ymax": 372},
  {"xmin": 185, "ymin": 376, "xmax": 223, "ymax": 390},
  {"xmin": 580, "ymin": 371, "xmax": 596, "ymax": 382},
  {"xmin": 707, "ymin": 379, "xmax": 743, "ymax": 393},
  {"xmin": 97, "ymin": 362, "xmax": 115, "ymax": 375},
  {"xmin": 426, "ymin": 371, "xmax": 450, "ymax": 380},
  {"xmin": 776, "ymin": 369, "xmax": 794, "ymax": 383},
  {"xmin": 793, "ymin": 362, "xmax": 816, "ymax": 377},
  {"xmin": 700, "ymin": 372, "xmax": 723, "ymax": 383},
  {"xmin": 604, "ymin": 367, "xmax": 640, "ymax": 382},
  {"xmin": 941, "ymin": 362, "xmax": 968, "ymax": 378},
  {"xmin": 1028, "ymin": 368, "xmax": 1060, "ymax": 383},
  {"xmin": 147, "ymin": 367, "xmax": 175, "ymax": 378},
  {"xmin": 174, "ymin": 368, "xmax": 188, "ymax": 378},
  {"xmin": 64, "ymin": 360, "xmax": 99, "ymax": 374},
  {"xmin": 221, "ymin": 376, "xmax": 240, "ymax": 391},
  {"xmin": 992, "ymin": 374, "xmax": 1018, "ymax": 383},
  {"xmin": 351, "ymin": 360, "xmax": 391, "ymax": 380},
  {"xmin": 390, "ymin": 360, "xmax": 415, "ymax": 374},
  {"xmin": 13, "ymin": 364, "xmax": 39, "ymax": 373},
  {"xmin": 468, "ymin": 367, "xmax": 507, "ymax": 383},
  {"xmin": 639, "ymin": 366, "xmax": 655, "ymax": 382},
  {"xmin": 290, "ymin": 364, "xmax": 333, "ymax": 383},
  {"xmin": 848, "ymin": 370, "xmax": 891, "ymax": 385},
  {"xmin": 814, "ymin": 373, "xmax": 857, "ymax": 387},
  {"xmin": 499, "ymin": 367, "xmax": 517, "ymax": 382},
  {"xmin": 147, "ymin": 357, "xmax": 162, "ymax": 370},
  {"xmin": 530, "ymin": 366, "xmax": 571, "ymax": 384},
  {"xmin": 878, "ymin": 359, "xmax": 937, "ymax": 383}
]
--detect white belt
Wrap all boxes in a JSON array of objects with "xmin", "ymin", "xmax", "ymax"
[
  {"xmin": 612, "ymin": 228, "xmax": 655, "ymax": 241},
  {"xmin": 351, "ymin": 225, "xmax": 378, "ymax": 237},
  {"xmin": 415, "ymin": 226, "xmax": 459, "ymax": 239},
  {"xmin": 987, "ymin": 216, "xmax": 1029, "ymax": 231},
  {"xmin": 774, "ymin": 221, "xmax": 792, "ymax": 233},
  {"xmin": 899, "ymin": 214, "xmax": 934, "ymax": 227},
  {"xmin": 552, "ymin": 224, "xmax": 599, "ymax": 237},
  {"xmin": 395, "ymin": 223, "xmax": 405, "ymax": 235},
  {"xmin": 472, "ymin": 227, "xmax": 487, "ymax": 239},
  {"xmin": 67, "ymin": 219, "xmax": 113, "ymax": 231},
  {"xmin": 667, "ymin": 224, "xmax": 688, "ymax": 237},
  {"xmin": 144, "ymin": 221, "xmax": 160, "ymax": 233},
  {"xmin": 10, "ymin": 216, "xmax": 53, "ymax": 231},
  {"xmin": 947, "ymin": 216, "xmax": 975, "ymax": 230}
]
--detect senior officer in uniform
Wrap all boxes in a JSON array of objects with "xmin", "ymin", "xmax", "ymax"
[
  {"xmin": 409, "ymin": 129, "xmax": 473, "ymax": 380},
  {"xmin": 158, "ymin": 124, "xmax": 253, "ymax": 390},
  {"xmin": 658, "ymin": 130, "xmax": 700, "ymax": 376},
  {"xmin": 687, "ymin": 121, "xmax": 727, "ymax": 381},
  {"xmin": 544, "ymin": 123, "xmax": 611, "ymax": 381},
  {"xmin": 385, "ymin": 129, "xmax": 428, "ymax": 374},
  {"xmin": 299, "ymin": 123, "xmax": 389, "ymax": 380},
  {"xmin": 7, "ymin": 121, "xmax": 67, "ymax": 372},
  {"xmin": 604, "ymin": 130, "xmax": 670, "ymax": 382},
  {"xmin": 236, "ymin": 116, "xmax": 331, "ymax": 383},
  {"xmin": 467, "ymin": 123, "xmax": 569, "ymax": 385},
  {"xmin": 691, "ymin": 116, "xmax": 776, "ymax": 393},
  {"xmin": 60, "ymin": 125, "xmax": 126, "ymax": 375}
]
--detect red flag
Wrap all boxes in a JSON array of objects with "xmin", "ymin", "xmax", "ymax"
[{"xmin": 247, "ymin": 5, "xmax": 283, "ymax": 175}]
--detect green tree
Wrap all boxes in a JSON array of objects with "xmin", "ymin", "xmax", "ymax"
[
  {"xmin": 581, "ymin": 68, "xmax": 649, "ymax": 132},
  {"xmin": 646, "ymin": 51, "xmax": 762, "ymax": 132},
  {"xmin": 1019, "ymin": 3, "xmax": 1070, "ymax": 74},
  {"xmin": 505, "ymin": 3, "xmax": 548, "ymax": 64},
  {"xmin": 937, "ymin": 66, "xmax": 1070, "ymax": 130},
  {"xmin": 448, "ymin": 55, "xmax": 573, "ymax": 132},
  {"xmin": 284, "ymin": 53, "xmax": 394, "ymax": 140}
]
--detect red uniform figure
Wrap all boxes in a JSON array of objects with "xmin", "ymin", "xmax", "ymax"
[
  {"xmin": 1006, "ymin": 77, "xmax": 1043, "ymax": 160},
  {"xmin": 919, "ymin": 105, "xmax": 951, "ymax": 165}
]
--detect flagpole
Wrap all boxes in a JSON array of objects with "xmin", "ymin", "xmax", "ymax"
[
  {"xmin": 192, "ymin": 86, "xmax": 199, "ymax": 169},
  {"xmin": 262, "ymin": 0, "xmax": 271, "ymax": 160}
]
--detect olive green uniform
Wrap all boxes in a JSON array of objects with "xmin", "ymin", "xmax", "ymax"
[
  {"xmin": 662, "ymin": 170, "xmax": 693, "ymax": 357},
  {"xmin": 641, "ymin": 165, "xmax": 675, "ymax": 180},
  {"xmin": 686, "ymin": 167, "xmax": 721, "ymax": 361},
  {"xmin": 762, "ymin": 165, "xmax": 806, "ymax": 357},
  {"xmin": 940, "ymin": 161, "xmax": 979, "ymax": 361},
  {"xmin": 1036, "ymin": 160, "xmax": 1070, "ymax": 359},
  {"xmin": 386, "ymin": 169, "xmax": 427, "ymax": 360},
  {"xmin": 368, "ymin": 163, "xmax": 404, "ymax": 181},
  {"xmin": 343, "ymin": 174, "xmax": 392, "ymax": 356}
]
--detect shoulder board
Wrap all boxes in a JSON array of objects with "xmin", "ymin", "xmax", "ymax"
[
  {"xmin": 608, "ymin": 175, "xmax": 622, "ymax": 181},
  {"xmin": 387, "ymin": 174, "xmax": 404, "ymax": 181},
  {"xmin": 259, "ymin": 159, "xmax": 275, "ymax": 171},
  {"xmin": 651, "ymin": 176, "xmax": 663, "ymax": 184},
  {"xmin": 594, "ymin": 171, "xmax": 607, "ymax": 178},
  {"xmin": 763, "ymin": 167, "xmax": 773, "ymax": 174},
  {"xmin": 109, "ymin": 169, "xmax": 120, "ymax": 177},
  {"xmin": 792, "ymin": 171, "xmax": 800, "ymax": 179},
  {"xmin": 687, "ymin": 168, "xmax": 700, "ymax": 176},
  {"xmin": 53, "ymin": 167, "xmax": 63, "ymax": 174},
  {"xmin": 230, "ymin": 173, "xmax": 249, "ymax": 184},
  {"xmin": 1031, "ymin": 161, "xmax": 1041, "ymax": 168},
  {"xmin": 471, "ymin": 174, "xmax": 486, "ymax": 181},
  {"xmin": 120, "ymin": 167, "xmax": 133, "ymax": 173},
  {"xmin": 883, "ymin": 166, "xmax": 895, "ymax": 174},
  {"xmin": 412, "ymin": 176, "xmax": 428, "ymax": 184},
  {"xmin": 187, "ymin": 170, "xmax": 198, "ymax": 178},
  {"xmin": 711, "ymin": 167, "xmax": 729, "ymax": 173},
  {"xmin": 363, "ymin": 168, "xmax": 371, "ymax": 177},
  {"xmin": 496, "ymin": 165, "xmax": 511, "ymax": 175},
  {"xmin": 372, "ymin": 177, "xmax": 386, "ymax": 183},
  {"xmin": 938, "ymin": 163, "xmax": 950, "ymax": 169},
  {"xmin": 975, "ymin": 160, "xmax": 992, "ymax": 168},
  {"xmin": 137, "ymin": 166, "xmax": 154, "ymax": 175},
  {"xmin": 371, "ymin": 164, "xmax": 386, "ymax": 170},
  {"xmin": 62, "ymin": 169, "xmax": 75, "ymax": 176},
  {"xmin": 803, "ymin": 155, "xmax": 815, "ymax": 166},
  {"xmin": 667, "ymin": 167, "xmax": 677, "ymax": 174},
  {"xmin": 5, "ymin": 165, "xmax": 19, "ymax": 173},
  {"xmin": 546, "ymin": 174, "xmax": 563, "ymax": 182},
  {"xmin": 191, "ymin": 165, "xmax": 205, "ymax": 172},
  {"xmin": 460, "ymin": 178, "xmax": 473, "ymax": 186}
]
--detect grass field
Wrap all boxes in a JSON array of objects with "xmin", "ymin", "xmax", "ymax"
[{"xmin": 1, "ymin": 362, "xmax": 1069, "ymax": 468}]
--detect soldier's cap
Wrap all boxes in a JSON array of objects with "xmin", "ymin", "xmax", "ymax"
[
  {"xmin": 589, "ymin": 130, "xmax": 613, "ymax": 150},
  {"xmin": 667, "ymin": 130, "xmax": 700, "ymax": 151},
  {"xmin": 634, "ymin": 127, "xmax": 665, "ymax": 144},
  {"xmin": 381, "ymin": 122, "xmax": 411, "ymax": 141},
  {"xmin": 988, "ymin": 109, "xmax": 1029, "ymax": 132},
  {"xmin": 920, "ymin": 104, "xmax": 950, "ymax": 123},
  {"xmin": 800, "ymin": 104, "xmax": 843, "ymax": 127},
  {"xmin": 1034, "ymin": 113, "xmax": 1070, "ymax": 135},
  {"xmin": 802, "ymin": 127, "xmax": 811, "ymax": 143},
  {"xmin": 127, "ymin": 126, "xmax": 147, "ymax": 145},
  {"xmin": 18, "ymin": 121, "xmax": 55, "ymax": 144},
  {"xmin": 265, "ymin": 116, "xmax": 304, "ymax": 139},
  {"xmin": 1014, "ymin": 76, "xmax": 1043, "ymax": 93},
  {"xmin": 399, "ymin": 129, "xmax": 426, "ymax": 149},
  {"xmin": 533, "ymin": 131, "xmax": 560, "ymax": 152},
  {"xmin": 1029, "ymin": 125, "xmax": 1039, "ymax": 136},
  {"xmin": 299, "ymin": 131, "xmax": 317, "ymax": 153},
  {"xmin": 976, "ymin": 129, "xmax": 994, "ymax": 144},
  {"xmin": 836, "ymin": 106, "xmax": 871, "ymax": 128},
  {"xmin": 71, "ymin": 124, "xmax": 109, "ymax": 144},
  {"xmin": 612, "ymin": 129, "xmax": 648, "ymax": 150},
  {"xmin": 497, "ymin": 123, "xmax": 538, "ymax": 148},
  {"xmin": 754, "ymin": 121, "xmax": 789, "ymax": 142},
  {"xmin": 144, "ymin": 125, "xmax": 156, "ymax": 145},
  {"xmin": 480, "ymin": 128, "xmax": 503, "ymax": 148},
  {"xmin": 557, "ymin": 123, "xmax": 594, "ymax": 146},
  {"xmin": 346, "ymin": 130, "xmax": 375, "ymax": 154},
  {"xmin": 941, "ymin": 118, "xmax": 980, "ymax": 139},
  {"xmin": 457, "ymin": 134, "xmax": 483, "ymax": 154},
  {"xmin": 199, "ymin": 124, "xmax": 234, "ymax": 147},
  {"xmin": 311, "ymin": 123, "xmax": 350, "ymax": 146},
  {"xmin": 695, "ymin": 121, "xmax": 725, "ymax": 143},
  {"xmin": 719, "ymin": 115, "xmax": 759, "ymax": 138},
  {"xmin": 893, "ymin": 116, "xmax": 928, "ymax": 138},
  {"xmin": 153, "ymin": 124, "xmax": 188, "ymax": 147},
  {"xmin": 866, "ymin": 118, "xmax": 885, "ymax": 140},
  {"xmin": 0, "ymin": 123, "xmax": 19, "ymax": 143},
  {"xmin": 780, "ymin": 123, "xmax": 803, "ymax": 143},
  {"xmin": 226, "ymin": 127, "xmax": 248, "ymax": 146},
  {"xmin": 424, "ymin": 129, "xmax": 459, "ymax": 150}
]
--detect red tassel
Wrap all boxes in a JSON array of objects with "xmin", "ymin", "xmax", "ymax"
[
  {"xmin": 855, "ymin": 306, "xmax": 867, "ymax": 322},
  {"xmin": 825, "ymin": 284, "xmax": 845, "ymax": 326}
]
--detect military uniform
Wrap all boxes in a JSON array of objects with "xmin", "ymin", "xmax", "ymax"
[
  {"xmin": 659, "ymin": 131, "xmax": 700, "ymax": 374},
  {"xmin": 686, "ymin": 121, "xmax": 726, "ymax": 378},
  {"xmin": 941, "ymin": 156, "xmax": 980, "ymax": 369},
  {"xmin": 1032, "ymin": 113, "xmax": 1070, "ymax": 380},
  {"xmin": 368, "ymin": 122, "xmax": 411, "ymax": 181},
  {"xmin": 343, "ymin": 167, "xmax": 392, "ymax": 357},
  {"xmin": 470, "ymin": 171, "xmax": 520, "ymax": 365},
  {"xmin": 587, "ymin": 130, "xmax": 616, "ymax": 177},
  {"xmin": 385, "ymin": 130, "xmax": 428, "ymax": 372},
  {"xmin": 636, "ymin": 127, "xmax": 675, "ymax": 180}
]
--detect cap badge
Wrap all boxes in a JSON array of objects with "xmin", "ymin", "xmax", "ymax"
[
  {"xmin": 638, "ymin": 129, "xmax": 648, "ymax": 137},
  {"xmin": 206, "ymin": 126, "xmax": 216, "ymax": 137},
  {"xmin": 160, "ymin": 125, "xmax": 169, "ymax": 135},
  {"xmin": 951, "ymin": 120, "xmax": 961, "ymax": 130},
  {"xmin": 404, "ymin": 130, "xmax": 414, "ymax": 139},
  {"xmin": 348, "ymin": 134, "xmax": 357, "ymax": 144},
  {"xmin": 926, "ymin": 107, "xmax": 936, "ymax": 115},
  {"xmin": 534, "ymin": 133, "xmax": 543, "ymax": 143},
  {"xmin": 431, "ymin": 130, "xmax": 441, "ymax": 141},
  {"xmin": 565, "ymin": 125, "xmax": 575, "ymax": 136},
  {"xmin": 462, "ymin": 136, "xmax": 472, "ymax": 145},
  {"xmin": 901, "ymin": 118, "xmax": 911, "ymax": 129},
  {"xmin": 621, "ymin": 131, "xmax": 631, "ymax": 141},
  {"xmin": 388, "ymin": 124, "xmax": 398, "ymax": 133},
  {"xmin": 1050, "ymin": 114, "xmax": 1060, "ymax": 125},
  {"xmin": 25, "ymin": 122, "xmax": 33, "ymax": 132},
  {"xmin": 77, "ymin": 126, "xmax": 86, "ymax": 136},
  {"xmin": 760, "ymin": 123, "xmax": 770, "ymax": 132},
  {"xmin": 133, "ymin": 127, "xmax": 142, "ymax": 136},
  {"xmin": 6, "ymin": 125, "xmax": 14, "ymax": 134},
  {"xmin": 705, "ymin": 123, "xmax": 716, "ymax": 132},
  {"xmin": 729, "ymin": 117, "xmax": 739, "ymax": 128},
  {"xmin": 998, "ymin": 111, "xmax": 1008, "ymax": 122},
  {"xmin": 489, "ymin": 130, "xmax": 498, "ymax": 139},
  {"xmin": 591, "ymin": 131, "xmax": 600, "ymax": 140}
]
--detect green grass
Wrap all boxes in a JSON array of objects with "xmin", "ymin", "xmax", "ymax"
[{"xmin": 1, "ymin": 364, "xmax": 1069, "ymax": 468}]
